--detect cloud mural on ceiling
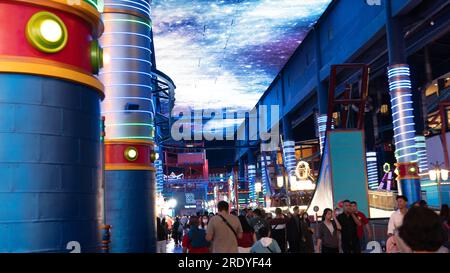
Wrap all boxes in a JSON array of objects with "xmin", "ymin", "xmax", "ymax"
[{"xmin": 151, "ymin": 0, "xmax": 331, "ymax": 128}]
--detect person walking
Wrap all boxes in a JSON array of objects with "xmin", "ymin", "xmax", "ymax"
[
  {"xmin": 172, "ymin": 217, "xmax": 182, "ymax": 247},
  {"xmin": 270, "ymin": 208, "xmax": 288, "ymax": 252},
  {"xmin": 206, "ymin": 201, "xmax": 243, "ymax": 253},
  {"xmin": 286, "ymin": 206, "xmax": 302, "ymax": 253},
  {"xmin": 249, "ymin": 208, "xmax": 270, "ymax": 240},
  {"xmin": 238, "ymin": 215, "xmax": 257, "ymax": 253},
  {"xmin": 250, "ymin": 227, "xmax": 282, "ymax": 253},
  {"xmin": 156, "ymin": 217, "xmax": 167, "ymax": 253},
  {"xmin": 183, "ymin": 216, "xmax": 210, "ymax": 253},
  {"xmin": 351, "ymin": 201, "xmax": 372, "ymax": 250},
  {"xmin": 316, "ymin": 208, "xmax": 341, "ymax": 253},
  {"xmin": 299, "ymin": 212, "xmax": 314, "ymax": 253},
  {"xmin": 387, "ymin": 195, "xmax": 408, "ymax": 236},
  {"xmin": 199, "ymin": 215, "xmax": 209, "ymax": 230},
  {"xmin": 337, "ymin": 200, "xmax": 361, "ymax": 253}
]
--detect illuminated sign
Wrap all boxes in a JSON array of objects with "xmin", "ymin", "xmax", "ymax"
[{"xmin": 295, "ymin": 161, "xmax": 311, "ymax": 180}]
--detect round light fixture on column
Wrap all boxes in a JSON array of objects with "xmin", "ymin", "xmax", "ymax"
[
  {"xmin": 124, "ymin": 147, "xmax": 138, "ymax": 161},
  {"xmin": 90, "ymin": 40, "xmax": 103, "ymax": 74},
  {"xmin": 26, "ymin": 12, "xmax": 68, "ymax": 53}
]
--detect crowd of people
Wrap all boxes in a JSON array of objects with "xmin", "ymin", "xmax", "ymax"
[{"xmin": 155, "ymin": 198, "xmax": 450, "ymax": 253}]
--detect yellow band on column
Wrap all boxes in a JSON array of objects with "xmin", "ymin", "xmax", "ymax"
[{"xmin": 0, "ymin": 56, "xmax": 104, "ymax": 98}]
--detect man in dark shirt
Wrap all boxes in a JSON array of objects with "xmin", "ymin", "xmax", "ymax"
[
  {"xmin": 249, "ymin": 208, "xmax": 270, "ymax": 240},
  {"xmin": 336, "ymin": 200, "xmax": 362, "ymax": 253},
  {"xmin": 286, "ymin": 206, "xmax": 302, "ymax": 253}
]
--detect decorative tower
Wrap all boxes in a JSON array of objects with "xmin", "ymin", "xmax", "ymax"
[
  {"xmin": 100, "ymin": 0, "xmax": 157, "ymax": 252},
  {"xmin": 0, "ymin": 0, "xmax": 104, "ymax": 252}
]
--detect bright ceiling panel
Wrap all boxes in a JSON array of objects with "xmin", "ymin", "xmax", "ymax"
[{"xmin": 152, "ymin": 0, "xmax": 332, "ymax": 124}]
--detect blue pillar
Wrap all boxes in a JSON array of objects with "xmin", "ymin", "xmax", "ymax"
[
  {"xmin": 101, "ymin": 0, "xmax": 156, "ymax": 252},
  {"xmin": 385, "ymin": 0, "xmax": 421, "ymax": 204},
  {"xmin": 0, "ymin": 0, "xmax": 104, "ymax": 252}
]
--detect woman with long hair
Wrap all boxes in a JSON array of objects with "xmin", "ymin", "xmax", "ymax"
[
  {"xmin": 182, "ymin": 216, "xmax": 210, "ymax": 253},
  {"xmin": 299, "ymin": 212, "xmax": 314, "ymax": 253},
  {"xmin": 199, "ymin": 215, "xmax": 209, "ymax": 230},
  {"xmin": 316, "ymin": 208, "xmax": 341, "ymax": 253},
  {"xmin": 237, "ymin": 215, "xmax": 256, "ymax": 253}
]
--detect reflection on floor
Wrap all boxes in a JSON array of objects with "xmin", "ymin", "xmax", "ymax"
[{"xmin": 166, "ymin": 239, "xmax": 183, "ymax": 253}]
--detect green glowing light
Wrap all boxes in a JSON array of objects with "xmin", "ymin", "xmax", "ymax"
[
  {"xmin": 84, "ymin": 0, "xmax": 104, "ymax": 12},
  {"xmin": 103, "ymin": 19, "xmax": 152, "ymax": 29}
]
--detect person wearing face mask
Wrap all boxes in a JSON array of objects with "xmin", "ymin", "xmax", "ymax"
[
  {"xmin": 199, "ymin": 215, "xmax": 209, "ymax": 230},
  {"xmin": 183, "ymin": 216, "xmax": 210, "ymax": 253}
]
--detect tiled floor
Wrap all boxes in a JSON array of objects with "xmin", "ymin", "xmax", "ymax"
[{"xmin": 166, "ymin": 239, "xmax": 183, "ymax": 253}]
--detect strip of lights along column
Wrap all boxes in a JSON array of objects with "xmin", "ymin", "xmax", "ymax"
[
  {"xmin": 100, "ymin": 0, "xmax": 156, "ymax": 253},
  {"xmin": 248, "ymin": 164, "xmax": 257, "ymax": 204},
  {"xmin": 261, "ymin": 155, "xmax": 271, "ymax": 196},
  {"xmin": 366, "ymin": 152, "xmax": 379, "ymax": 190},
  {"xmin": 387, "ymin": 64, "xmax": 421, "ymax": 201}
]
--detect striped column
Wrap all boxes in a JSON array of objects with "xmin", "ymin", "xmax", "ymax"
[
  {"xmin": 283, "ymin": 141, "xmax": 296, "ymax": 176},
  {"xmin": 315, "ymin": 113, "xmax": 334, "ymax": 155},
  {"xmin": 387, "ymin": 64, "xmax": 420, "ymax": 203},
  {"xmin": 366, "ymin": 152, "xmax": 379, "ymax": 190},
  {"xmin": 100, "ymin": 0, "xmax": 156, "ymax": 252},
  {"xmin": 155, "ymin": 159, "xmax": 164, "ymax": 195},
  {"xmin": 415, "ymin": 136, "xmax": 429, "ymax": 176},
  {"xmin": 248, "ymin": 164, "xmax": 256, "ymax": 203},
  {"xmin": 260, "ymin": 155, "xmax": 271, "ymax": 196},
  {"xmin": 0, "ymin": 0, "xmax": 104, "ymax": 252}
]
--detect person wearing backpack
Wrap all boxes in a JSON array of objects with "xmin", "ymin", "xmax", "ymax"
[
  {"xmin": 250, "ymin": 208, "xmax": 270, "ymax": 240},
  {"xmin": 206, "ymin": 201, "xmax": 243, "ymax": 253},
  {"xmin": 250, "ymin": 227, "xmax": 282, "ymax": 253}
]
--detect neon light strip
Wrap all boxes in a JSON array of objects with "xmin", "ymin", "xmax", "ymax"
[
  {"xmin": 107, "ymin": 0, "xmax": 151, "ymax": 12},
  {"xmin": 109, "ymin": 136, "xmax": 154, "ymax": 140},
  {"xmin": 393, "ymin": 123, "xmax": 416, "ymax": 131},
  {"xmin": 392, "ymin": 116, "xmax": 414, "ymax": 124},
  {"xmin": 104, "ymin": 96, "xmax": 153, "ymax": 101},
  {"xmin": 103, "ymin": 19, "xmax": 151, "ymax": 29},
  {"xmin": 102, "ymin": 110, "xmax": 154, "ymax": 115},
  {"xmin": 395, "ymin": 146, "xmax": 416, "ymax": 152},
  {"xmin": 392, "ymin": 109, "xmax": 414, "ymax": 116},
  {"xmin": 394, "ymin": 137, "xmax": 416, "ymax": 145},
  {"xmin": 103, "ymin": 32, "xmax": 152, "ymax": 42},
  {"xmin": 393, "ymin": 130, "xmax": 416, "ymax": 138},
  {"xmin": 102, "ymin": 44, "xmax": 152, "ymax": 53},
  {"xmin": 104, "ymin": 84, "xmax": 153, "ymax": 90},
  {"xmin": 106, "ymin": 123, "xmax": 154, "ymax": 127},
  {"xmin": 390, "ymin": 93, "xmax": 412, "ymax": 102},
  {"xmin": 100, "ymin": 70, "xmax": 155, "ymax": 78},
  {"xmin": 396, "ymin": 152, "xmax": 418, "ymax": 160},
  {"xmin": 110, "ymin": 57, "xmax": 153, "ymax": 65},
  {"xmin": 391, "ymin": 101, "xmax": 413, "ymax": 109},
  {"xmin": 104, "ymin": 3, "xmax": 150, "ymax": 18}
]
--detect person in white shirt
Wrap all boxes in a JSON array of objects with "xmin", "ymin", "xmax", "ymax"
[
  {"xmin": 387, "ymin": 195, "xmax": 408, "ymax": 236},
  {"xmin": 386, "ymin": 195, "xmax": 413, "ymax": 253}
]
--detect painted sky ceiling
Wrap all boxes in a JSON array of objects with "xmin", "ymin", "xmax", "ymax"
[{"xmin": 151, "ymin": 0, "xmax": 332, "ymax": 130}]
